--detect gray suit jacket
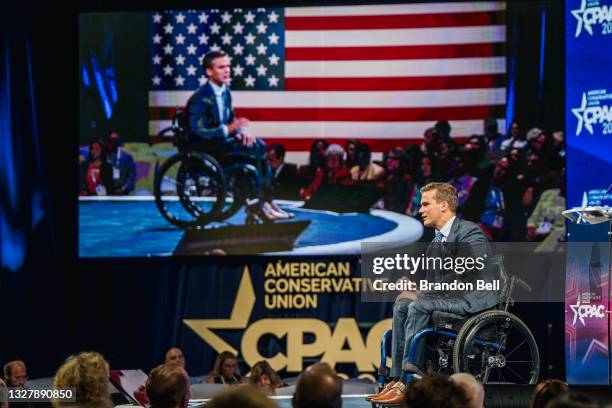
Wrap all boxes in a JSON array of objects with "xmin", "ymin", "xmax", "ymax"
[{"xmin": 425, "ymin": 217, "xmax": 498, "ymax": 313}]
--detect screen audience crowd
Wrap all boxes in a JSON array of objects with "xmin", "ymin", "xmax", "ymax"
[
  {"xmin": 80, "ymin": 117, "xmax": 566, "ymax": 243},
  {"xmin": 271, "ymin": 117, "xmax": 566, "ymax": 243},
  {"xmin": 1, "ymin": 350, "xmax": 605, "ymax": 408}
]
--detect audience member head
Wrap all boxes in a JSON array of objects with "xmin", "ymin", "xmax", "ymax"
[
  {"xmin": 484, "ymin": 116, "xmax": 499, "ymax": 136},
  {"xmin": 529, "ymin": 129, "xmax": 548, "ymax": 153},
  {"xmin": 3, "ymin": 360, "xmax": 27, "ymax": 388},
  {"xmin": 213, "ymin": 351, "xmax": 241, "ymax": 383},
  {"xmin": 435, "ymin": 120, "xmax": 452, "ymax": 139},
  {"xmin": 464, "ymin": 135, "xmax": 485, "ymax": 155},
  {"xmin": 419, "ymin": 182, "xmax": 459, "ymax": 229},
  {"xmin": 428, "ymin": 127, "xmax": 443, "ymax": 152},
  {"xmin": 545, "ymin": 392, "xmax": 598, "ymax": 408},
  {"xmin": 439, "ymin": 142, "xmax": 453, "ymax": 159},
  {"xmin": 324, "ymin": 144, "xmax": 345, "ymax": 171},
  {"xmin": 404, "ymin": 373, "xmax": 469, "ymax": 408},
  {"xmin": 165, "ymin": 347, "xmax": 186, "ymax": 368},
  {"xmin": 248, "ymin": 360, "xmax": 283, "ymax": 395},
  {"xmin": 456, "ymin": 135, "xmax": 484, "ymax": 176},
  {"xmin": 510, "ymin": 121, "xmax": 521, "ymax": 139},
  {"xmin": 345, "ymin": 139, "xmax": 359, "ymax": 167},
  {"xmin": 530, "ymin": 379, "xmax": 570, "ymax": 408},
  {"xmin": 146, "ymin": 363, "xmax": 190, "ymax": 408},
  {"xmin": 355, "ymin": 143, "xmax": 372, "ymax": 170},
  {"xmin": 423, "ymin": 127, "xmax": 435, "ymax": 145},
  {"xmin": 105, "ymin": 130, "xmax": 121, "ymax": 154},
  {"xmin": 384, "ymin": 147, "xmax": 406, "ymax": 174},
  {"xmin": 526, "ymin": 127, "xmax": 543, "ymax": 148},
  {"xmin": 420, "ymin": 156, "xmax": 433, "ymax": 178},
  {"xmin": 293, "ymin": 362, "xmax": 342, "ymax": 408},
  {"xmin": 87, "ymin": 138, "xmax": 107, "ymax": 162},
  {"xmin": 206, "ymin": 386, "xmax": 279, "ymax": 408},
  {"xmin": 527, "ymin": 151, "xmax": 544, "ymax": 174},
  {"xmin": 269, "ymin": 144, "xmax": 286, "ymax": 170},
  {"xmin": 0, "ymin": 378, "xmax": 7, "ymax": 408},
  {"xmin": 492, "ymin": 156, "xmax": 511, "ymax": 187},
  {"xmin": 450, "ymin": 373, "xmax": 484, "ymax": 408},
  {"xmin": 509, "ymin": 147, "xmax": 523, "ymax": 164},
  {"xmin": 52, "ymin": 351, "xmax": 112, "ymax": 408},
  {"xmin": 404, "ymin": 144, "xmax": 423, "ymax": 172},
  {"xmin": 309, "ymin": 139, "xmax": 329, "ymax": 170},
  {"xmin": 552, "ymin": 131, "xmax": 565, "ymax": 149}
]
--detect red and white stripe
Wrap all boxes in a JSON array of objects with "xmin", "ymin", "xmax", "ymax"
[{"xmin": 149, "ymin": 2, "xmax": 506, "ymax": 164}]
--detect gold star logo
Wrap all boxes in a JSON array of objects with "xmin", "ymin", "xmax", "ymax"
[{"xmin": 183, "ymin": 266, "xmax": 256, "ymax": 355}]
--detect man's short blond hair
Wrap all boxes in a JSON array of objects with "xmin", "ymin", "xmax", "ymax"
[{"xmin": 421, "ymin": 182, "xmax": 459, "ymax": 212}]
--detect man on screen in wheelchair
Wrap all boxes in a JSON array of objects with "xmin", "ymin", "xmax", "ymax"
[
  {"xmin": 185, "ymin": 50, "xmax": 292, "ymax": 223},
  {"xmin": 370, "ymin": 183, "xmax": 499, "ymax": 405}
]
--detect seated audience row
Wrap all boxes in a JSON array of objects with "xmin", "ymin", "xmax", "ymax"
[{"xmin": 1, "ymin": 351, "xmax": 606, "ymax": 408}]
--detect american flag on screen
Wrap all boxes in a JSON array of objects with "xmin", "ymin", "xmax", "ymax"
[{"xmin": 149, "ymin": 3, "xmax": 506, "ymax": 161}]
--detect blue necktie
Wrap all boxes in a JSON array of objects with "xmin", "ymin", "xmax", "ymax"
[
  {"xmin": 222, "ymin": 90, "xmax": 229, "ymax": 123},
  {"xmin": 434, "ymin": 231, "xmax": 444, "ymax": 243}
]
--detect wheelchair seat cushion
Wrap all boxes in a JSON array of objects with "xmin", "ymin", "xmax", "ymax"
[{"xmin": 431, "ymin": 311, "xmax": 468, "ymax": 330}]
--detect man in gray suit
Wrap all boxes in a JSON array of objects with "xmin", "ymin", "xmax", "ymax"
[{"xmin": 372, "ymin": 182, "xmax": 497, "ymax": 405}]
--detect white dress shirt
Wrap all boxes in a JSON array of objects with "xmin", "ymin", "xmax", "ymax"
[
  {"xmin": 210, "ymin": 81, "xmax": 229, "ymax": 136},
  {"xmin": 436, "ymin": 216, "xmax": 456, "ymax": 243}
]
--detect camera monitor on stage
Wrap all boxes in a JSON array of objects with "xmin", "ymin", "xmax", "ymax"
[{"xmin": 78, "ymin": 2, "xmax": 507, "ymax": 257}]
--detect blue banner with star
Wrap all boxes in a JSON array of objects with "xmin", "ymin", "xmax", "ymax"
[
  {"xmin": 565, "ymin": 0, "xmax": 612, "ymax": 385},
  {"xmin": 565, "ymin": 0, "xmax": 612, "ymax": 210}
]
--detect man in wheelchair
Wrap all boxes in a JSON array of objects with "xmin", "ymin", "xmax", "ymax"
[
  {"xmin": 372, "ymin": 183, "xmax": 498, "ymax": 405},
  {"xmin": 185, "ymin": 50, "xmax": 291, "ymax": 223}
]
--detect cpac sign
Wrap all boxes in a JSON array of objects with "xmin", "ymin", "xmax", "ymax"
[
  {"xmin": 571, "ymin": 91, "xmax": 612, "ymax": 135},
  {"xmin": 571, "ymin": 0, "xmax": 612, "ymax": 37},
  {"xmin": 183, "ymin": 268, "xmax": 391, "ymax": 373},
  {"xmin": 570, "ymin": 299, "xmax": 606, "ymax": 326}
]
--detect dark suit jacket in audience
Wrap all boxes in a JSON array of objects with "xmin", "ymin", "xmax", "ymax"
[{"xmin": 273, "ymin": 162, "xmax": 301, "ymax": 200}]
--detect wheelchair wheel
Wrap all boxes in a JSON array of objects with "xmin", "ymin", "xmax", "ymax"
[
  {"xmin": 154, "ymin": 152, "xmax": 226, "ymax": 227},
  {"xmin": 452, "ymin": 310, "xmax": 539, "ymax": 384},
  {"xmin": 215, "ymin": 171, "xmax": 246, "ymax": 222}
]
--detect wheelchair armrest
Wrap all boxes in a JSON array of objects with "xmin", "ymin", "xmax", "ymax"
[
  {"xmin": 513, "ymin": 276, "xmax": 532, "ymax": 293},
  {"xmin": 157, "ymin": 126, "xmax": 175, "ymax": 138}
]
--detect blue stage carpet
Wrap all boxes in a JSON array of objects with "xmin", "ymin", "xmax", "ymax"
[{"xmin": 79, "ymin": 198, "xmax": 422, "ymax": 257}]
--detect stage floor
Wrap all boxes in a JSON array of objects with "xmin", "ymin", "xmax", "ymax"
[{"xmin": 79, "ymin": 197, "xmax": 423, "ymax": 257}]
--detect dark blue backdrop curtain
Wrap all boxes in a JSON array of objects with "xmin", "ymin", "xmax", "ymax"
[
  {"xmin": 506, "ymin": 0, "xmax": 564, "ymax": 132},
  {"xmin": 0, "ymin": 2, "xmax": 70, "ymax": 376},
  {"xmin": 1, "ymin": 0, "xmax": 564, "ymax": 379}
]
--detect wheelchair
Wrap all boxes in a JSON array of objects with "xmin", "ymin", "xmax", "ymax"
[
  {"xmin": 153, "ymin": 109, "xmax": 264, "ymax": 228},
  {"xmin": 376, "ymin": 254, "xmax": 539, "ymax": 393}
]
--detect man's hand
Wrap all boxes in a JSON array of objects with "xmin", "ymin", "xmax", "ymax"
[
  {"xmin": 230, "ymin": 117, "xmax": 256, "ymax": 147},
  {"xmin": 394, "ymin": 276, "xmax": 418, "ymax": 302},
  {"xmin": 228, "ymin": 117, "xmax": 250, "ymax": 133},
  {"xmin": 237, "ymin": 117, "xmax": 250, "ymax": 128},
  {"xmin": 395, "ymin": 290, "xmax": 418, "ymax": 302},
  {"xmin": 236, "ymin": 132, "xmax": 256, "ymax": 147}
]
